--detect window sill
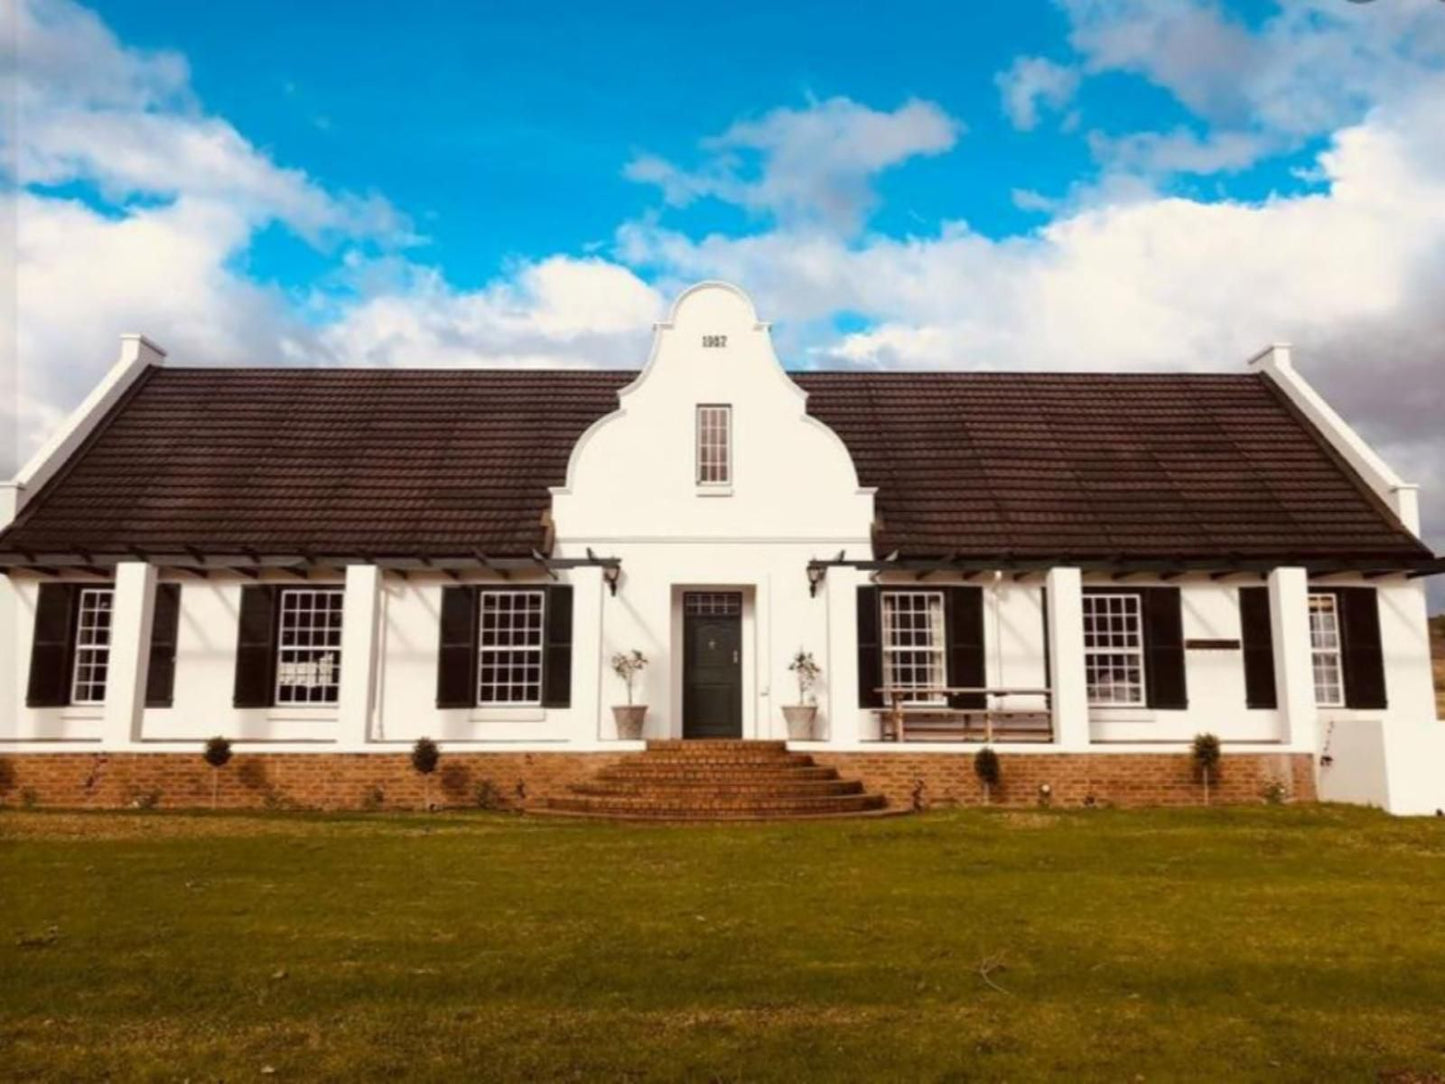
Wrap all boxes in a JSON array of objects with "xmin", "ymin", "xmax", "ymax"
[
  {"xmin": 59, "ymin": 708, "xmax": 103, "ymax": 721},
  {"xmin": 1088, "ymin": 707, "xmax": 1157, "ymax": 723},
  {"xmin": 696, "ymin": 486, "xmax": 733, "ymax": 497},
  {"xmin": 469, "ymin": 707, "xmax": 546, "ymax": 723},
  {"xmin": 266, "ymin": 707, "xmax": 339, "ymax": 723}
]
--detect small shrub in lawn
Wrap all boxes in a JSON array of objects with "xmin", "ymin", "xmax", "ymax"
[
  {"xmin": 974, "ymin": 747, "xmax": 1001, "ymax": 804},
  {"xmin": 21, "ymin": 787, "xmax": 39, "ymax": 810},
  {"xmin": 360, "ymin": 785, "xmax": 386, "ymax": 812},
  {"xmin": 202, "ymin": 737, "xmax": 233, "ymax": 809},
  {"xmin": 128, "ymin": 787, "xmax": 162, "ymax": 810},
  {"xmin": 475, "ymin": 779, "xmax": 507, "ymax": 811},
  {"xmin": 1192, "ymin": 733, "xmax": 1222, "ymax": 804},
  {"xmin": 1262, "ymin": 779, "xmax": 1289, "ymax": 805},
  {"xmin": 412, "ymin": 738, "xmax": 441, "ymax": 810}
]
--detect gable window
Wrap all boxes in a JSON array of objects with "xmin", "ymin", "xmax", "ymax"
[
  {"xmin": 1082, "ymin": 592, "xmax": 1146, "ymax": 705},
  {"xmin": 696, "ymin": 404, "xmax": 731, "ymax": 486},
  {"xmin": 880, "ymin": 590, "xmax": 946, "ymax": 702},
  {"xmin": 478, "ymin": 589, "xmax": 546, "ymax": 705},
  {"xmin": 70, "ymin": 587, "xmax": 115, "ymax": 705},
  {"xmin": 275, "ymin": 588, "xmax": 344, "ymax": 705},
  {"xmin": 1308, "ymin": 592, "xmax": 1345, "ymax": 707}
]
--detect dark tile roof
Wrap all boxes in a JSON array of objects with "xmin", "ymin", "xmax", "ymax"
[{"xmin": 0, "ymin": 366, "xmax": 1429, "ymax": 563}]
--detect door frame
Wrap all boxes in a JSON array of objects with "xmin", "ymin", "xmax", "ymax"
[{"xmin": 669, "ymin": 584, "xmax": 756, "ymax": 739}]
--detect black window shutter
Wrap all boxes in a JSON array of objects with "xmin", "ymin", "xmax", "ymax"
[
  {"xmin": 1337, "ymin": 587, "xmax": 1387, "ymax": 710},
  {"xmin": 856, "ymin": 586, "xmax": 883, "ymax": 708},
  {"xmin": 233, "ymin": 585, "xmax": 278, "ymax": 708},
  {"xmin": 542, "ymin": 585, "xmax": 574, "ymax": 708},
  {"xmin": 145, "ymin": 583, "xmax": 182, "ymax": 708},
  {"xmin": 945, "ymin": 586, "xmax": 987, "ymax": 709},
  {"xmin": 1238, "ymin": 587, "xmax": 1277, "ymax": 709},
  {"xmin": 436, "ymin": 585, "xmax": 479, "ymax": 708},
  {"xmin": 26, "ymin": 583, "xmax": 79, "ymax": 708},
  {"xmin": 1143, "ymin": 587, "xmax": 1188, "ymax": 710}
]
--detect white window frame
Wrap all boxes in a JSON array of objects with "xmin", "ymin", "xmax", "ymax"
[
  {"xmin": 696, "ymin": 404, "xmax": 732, "ymax": 486},
  {"xmin": 70, "ymin": 587, "xmax": 115, "ymax": 706},
  {"xmin": 275, "ymin": 587, "xmax": 345, "ymax": 706},
  {"xmin": 1309, "ymin": 592, "xmax": 1345, "ymax": 708},
  {"xmin": 477, "ymin": 589, "xmax": 547, "ymax": 706},
  {"xmin": 1082, "ymin": 592, "xmax": 1147, "ymax": 707},
  {"xmin": 880, "ymin": 590, "xmax": 947, "ymax": 704}
]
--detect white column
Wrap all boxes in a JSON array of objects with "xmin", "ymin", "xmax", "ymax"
[
  {"xmin": 569, "ymin": 565, "xmax": 606, "ymax": 743},
  {"xmin": 102, "ymin": 561, "xmax": 157, "ymax": 747},
  {"xmin": 338, "ymin": 564, "xmax": 381, "ymax": 748},
  {"xmin": 1045, "ymin": 567, "xmax": 1090, "ymax": 749},
  {"xmin": 824, "ymin": 566, "xmax": 865, "ymax": 744},
  {"xmin": 1268, "ymin": 566, "xmax": 1316, "ymax": 747},
  {"xmin": 1, "ymin": 573, "xmax": 18, "ymax": 736}
]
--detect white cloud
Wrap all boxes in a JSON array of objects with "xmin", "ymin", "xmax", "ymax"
[
  {"xmin": 995, "ymin": 56, "xmax": 1080, "ymax": 131},
  {"xmin": 624, "ymin": 97, "xmax": 961, "ymax": 235},
  {"xmin": 1055, "ymin": 0, "xmax": 1445, "ymax": 175},
  {"xmin": 314, "ymin": 256, "xmax": 662, "ymax": 369},
  {"xmin": 1087, "ymin": 127, "xmax": 1270, "ymax": 176}
]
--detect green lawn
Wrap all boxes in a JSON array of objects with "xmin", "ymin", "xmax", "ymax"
[{"xmin": 3, "ymin": 807, "xmax": 1444, "ymax": 1082}]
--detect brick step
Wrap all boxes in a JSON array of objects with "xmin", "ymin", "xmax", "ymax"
[
  {"xmin": 626, "ymin": 752, "xmax": 817, "ymax": 767},
  {"xmin": 596, "ymin": 764, "xmax": 839, "ymax": 782},
  {"xmin": 531, "ymin": 806, "xmax": 909, "ymax": 823},
  {"xmin": 571, "ymin": 779, "xmax": 866, "ymax": 799},
  {"xmin": 645, "ymin": 739, "xmax": 788, "ymax": 752},
  {"xmin": 545, "ymin": 793, "xmax": 887, "ymax": 816}
]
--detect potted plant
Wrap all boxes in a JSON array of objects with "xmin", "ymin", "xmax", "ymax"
[
  {"xmin": 1192, "ymin": 732, "xmax": 1221, "ymax": 805},
  {"xmin": 610, "ymin": 650, "xmax": 649, "ymax": 739},
  {"xmin": 783, "ymin": 650, "xmax": 823, "ymax": 740},
  {"xmin": 202, "ymin": 736, "xmax": 233, "ymax": 810}
]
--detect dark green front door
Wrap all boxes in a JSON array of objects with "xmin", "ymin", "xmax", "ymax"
[{"xmin": 683, "ymin": 592, "xmax": 742, "ymax": 739}]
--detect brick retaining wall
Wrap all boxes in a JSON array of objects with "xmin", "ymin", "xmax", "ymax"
[
  {"xmin": 813, "ymin": 751, "xmax": 1316, "ymax": 810},
  {"xmin": 0, "ymin": 749, "xmax": 1315, "ymax": 812}
]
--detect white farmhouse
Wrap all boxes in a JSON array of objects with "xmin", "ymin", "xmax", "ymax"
[{"xmin": 1, "ymin": 282, "xmax": 1441, "ymax": 815}]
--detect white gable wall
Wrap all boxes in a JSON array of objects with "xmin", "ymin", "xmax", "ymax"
[{"xmin": 549, "ymin": 282, "xmax": 876, "ymax": 740}]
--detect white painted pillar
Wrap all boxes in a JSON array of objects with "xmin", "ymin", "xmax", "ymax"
[
  {"xmin": 338, "ymin": 564, "xmax": 381, "ymax": 748},
  {"xmin": 0, "ymin": 572, "xmax": 19, "ymax": 735},
  {"xmin": 570, "ymin": 565, "xmax": 606, "ymax": 743},
  {"xmin": 824, "ymin": 566, "xmax": 865, "ymax": 744},
  {"xmin": 102, "ymin": 561, "xmax": 157, "ymax": 747},
  {"xmin": 1045, "ymin": 567, "xmax": 1090, "ymax": 749},
  {"xmin": 1268, "ymin": 567, "xmax": 1316, "ymax": 747}
]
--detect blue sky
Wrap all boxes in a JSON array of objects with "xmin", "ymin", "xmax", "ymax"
[
  {"xmin": 5, "ymin": 0, "xmax": 1445, "ymax": 597},
  {"xmin": 86, "ymin": 0, "xmax": 1320, "ymax": 294}
]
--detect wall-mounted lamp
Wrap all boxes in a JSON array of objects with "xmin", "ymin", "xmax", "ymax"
[
  {"xmin": 807, "ymin": 564, "xmax": 826, "ymax": 598},
  {"xmin": 603, "ymin": 564, "xmax": 621, "ymax": 596}
]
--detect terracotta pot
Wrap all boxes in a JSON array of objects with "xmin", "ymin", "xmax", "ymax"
[
  {"xmin": 612, "ymin": 705, "xmax": 648, "ymax": 740},
  {"xmin": 782, "ymin": 704, "xmax": 819, "ymax": 741}
]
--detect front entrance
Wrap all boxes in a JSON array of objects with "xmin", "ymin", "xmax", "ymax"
[{"xmin": 682, "ymin": 592, "xmax": 743, "ymax": 739}]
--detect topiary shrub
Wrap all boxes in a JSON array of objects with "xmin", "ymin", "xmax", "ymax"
[
  {"xmin": 411, "ymin": 738, "xmax": 441, "ymax": 811},
  {"xmin": 974, "ymin": 747, "xmax": 1001, "ymax": 804},
  {"xmin": 1192, "ymin": 733, "xmax": 1222, "ymax": 805},
  {"xmin": 202, "ymin": 737, "xmax": 233, "ymax": 810}
]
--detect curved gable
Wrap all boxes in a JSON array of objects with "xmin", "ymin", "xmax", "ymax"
[{"xmin": 549, "ymin": 282, "xmax": 875, "ymax": 546}]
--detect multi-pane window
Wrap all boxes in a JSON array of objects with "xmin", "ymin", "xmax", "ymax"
[
  {"xmin": 696, "ymin": 404, "xmax": 731, "ymax": 485},
  {"xmin": 881, "ymin": 591, "xmax": 946, "ymax": 702},
  {"xmin": 684, "ymin": 592, "xmax": 742, "ymax": 616},
  {"xmin": 478, "ymin": 590, "xmax": 546, "ymax": 705},
  {"xmin": 1083, "ymin": 593, "xmax": 1146, "ymax": 706},
  {"xmin": 1309, "ymin": 593, "xmax": 1345, "ymax": 707},
  {"xmin": 70, "ymin": 588, "xmax": 115, "ymax": 705},
  {"xmin": 275, "ymin": 588, "xmax": 344, "ymax": 705}
]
